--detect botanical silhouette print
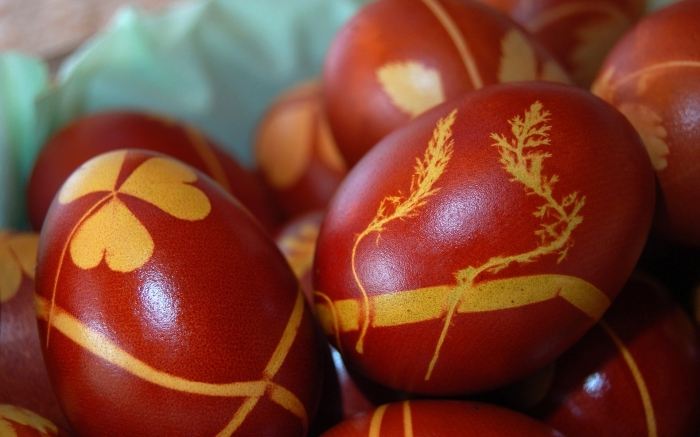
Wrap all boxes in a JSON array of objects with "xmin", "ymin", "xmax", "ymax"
[
  {"xmin": 0, "ymin": 232, "xmax": 39, "ymax": 303},
  {"xmin": 316, "ymin": 102, "xmax": 608, "ymax": 381},
  {"xmin": 45, "ymin": 150, "xmax": 211, "ymax": 343},
  {"xmin": 592, "ymin": 59, "xmax": 700, "ymax": 172},
  {"xmin": 0, "ymin": 404, "xmax": 59, "ymax": 437},
  {"xmin": 376, "ymin": 0, "xmax": 569, "ymax": 118}
]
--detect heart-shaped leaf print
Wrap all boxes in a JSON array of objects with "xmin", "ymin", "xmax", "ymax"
[
  {"xmin": 377, "ymin": 61, "xmax": 446, "ymax": 118},
  {"xmin": 58, "ymin": 150, "xmax": 126, "ymax": 204},
  {"xmin": 57, "ymin": 151, "xmax": 211, "ymax": 273},
  {"xmin": 0, "ymin": 232, "xmax": 39, "ymax": 302},
  {"xmin": 119, "ymin": 157, "xmax": 211, "ymax": 221},
  {"xmin": 70, "ymin": 198, "xmax": 154, "ymax": 272}
]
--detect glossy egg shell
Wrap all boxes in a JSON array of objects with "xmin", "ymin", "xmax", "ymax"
[
  {"xmin": 313, "ymin": 81, "xmax": 656, "ymax": 396},
  {"xmin": 0, "ymin": 404, "xmax": 72, "ymax": 437},
  {"xmin": 322, "ymin": 0, "xmax": 571, "ymax": 167},
  {"xmin": 475, "ymin": 0, "xmax": 646, "ymax": 87},
  {"xmin": 320, "ymin": 400, "xmax": 565, "ymax": 436},
  {"xmin": 529, "ymin": 272, "xmax": 700, "ymax": 436},
  {"xmin": 591, "ymin": 0, "xmax": 700, "ymax": 246},
  {"xmin": 27, "ymin": 110, "xmax": 281, "ymax": 232},
  {"xmin": 255, "ymin": 81, "xmax": 347, "ymax": 220},
  {"xmin": 35, "ymin": 149, "xmax": 323, "ymax": 436},
  {"xmin": 0, "ymin": 232, "xmax": 70, "ymax": 432}
]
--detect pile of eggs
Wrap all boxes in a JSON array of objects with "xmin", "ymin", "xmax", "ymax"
[{"xmin": 2, "ymin": 0, "xmax": 700, "ymax": 436}]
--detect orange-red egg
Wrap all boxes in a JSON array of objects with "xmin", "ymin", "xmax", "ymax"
[
  {"xmin": 475, "ymin": 0, "xmax": 646, "ymax": 87},
  {"xmin": 255, "ymin": 81, "xmax": 347, "ymax": 220},
  {"xmin": 314, "ymin": 81, "xmax": 655, "ymax": 396},
  {"xmin": 0, "ymin": 404, "xmax": 72, "ymax": 437},
  {"xmin": 591, "ymin": 0, "xmax": 700, "ymax": 246},
  {"xmin": 322, "ymin": 0, "xmax": 571, "ymax": 167},
  {"xmin": 529, "ymin": 272, "xmax": 700, "ymax": 436},
  {"xmin": 0, "ymin": 231, "xmax": 70, "ymax": 433},
  {"xmin": 35, "ymin": 149, "xmax": 323, "ymax": 436},
  {"xmin": 27, "ymin": 110, "xmax": 281, "ymax": 232},
  {"xmin": 319, "ymin": 400, "xmax": 565, "ymax": 436}
]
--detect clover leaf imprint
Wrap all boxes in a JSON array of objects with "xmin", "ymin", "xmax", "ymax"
[{"xmin": 57, "ymin": 150, "xmax": 211, "ymax": 273}]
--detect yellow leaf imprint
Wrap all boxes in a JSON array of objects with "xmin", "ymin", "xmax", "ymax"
[
  {"xmin": 0, "ymin": 404, "xmax": 58, "ymax": 437},
  {"xmin": 377, "ymin": 61, "xmax": 446, "ymax": 117},
  {"xmin": 599, "ymin": 320, "xmax": 657, "ymax": 437},
  {"xmin": 70, "ymin": 198, "xmax": 154, "ymax": 272},
  {"xmin": 278, "ymin": 223, "xmax": 320, "ymax": 279},
  {"xmin": 0, "ymin": 232, "xmax": 39, "ymax": 303},
  {"xmin": 343, "ymin": 102, "xmax": 591, "ymax": 380},
  {"xmin": 47, "ymin": 151, "xmax": 211, "ymax": 344},
  {"xmin": 351, "ymin": 109, "xmax": 456, "ymax": 354},
  {"xmin": 420, "ymin": 0, "xmax": 483, "ymax": 89},
  {"xmin": 617, "ymin": 103, "xmax": 669, "ymax": 171},
  {"xmin": 36, "ymin": 291, "xmax": 309, "ymax": 436},
  {"xmin": 498, "ymin": 29, "xmax": 570, "ymax": 84}
]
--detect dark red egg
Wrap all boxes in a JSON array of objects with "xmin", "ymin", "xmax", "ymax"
[
  {"xmin": 255, "ymin": 81, "xmax": 347, "ymax": 220},
  {"xmin": 275, "ymin": 210, "xmax": 326, "ymax": 308},
  {"xmin": 0, "ymin": 231, "xmax": 70, "ymax": 432},
  {"xmin": 0, "ymin": 404, "xmax": 72, "ymax": 437},
  {"xmin": 27, "ymin": 110, "xmax": 281, "ymax": 232},
  {"xmin": 591, "ymin": 0, "xmax": 700, "ymax": 246},
  {"xmin": 529, "ymin": 272, "xmax": 700, "ymax": 436},
  {"xmin": 319, "ymin": 400, "xmax": 565, "ymax": 436},
  {"xmin": 35, "ymin": 149, "xmax": 323, "ymax": 436},
  {"xmin": 313, "ymin": 81, "xmax": 655, "ymax": 396},
  {"xmin": 322, "ymin": 0, "xmax": 571, "ymax": 167},
  {"xmin": 475, "ymin": 0, "xmax": 646, "ymax": 87}
]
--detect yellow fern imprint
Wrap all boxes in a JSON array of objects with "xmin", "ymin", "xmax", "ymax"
[
  {"xmin": 351, "ymin": 109, "xmax": 457, "ymax": 353},
  {"xmin": 46, "ymin": 150, "xmax": 211, "ymax": 345},
  {"xmin": 425, "ymin": 101, "xmax": 585, "ymax": 379},
  {"xmin": 0, "ymin": 404, "xmax": 58, "ymax": 437}
]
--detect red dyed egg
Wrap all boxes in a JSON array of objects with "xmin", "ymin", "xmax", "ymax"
[
  {"xmin": 0, "ymin": 404, "xmax": 71, "ymax": 437},
  {"xmin": 591, "ymin": 0, "xmax": 700, "ymax": 246},
  {"xmin": 322, "ymin": 0, "xmax": 571, "ymax": 167},
  {"xmin": 0, "ymin": 231, "xmax": 69, "ymax": 432},
  {"xmin": 27, "ymin": 110, "xmax": 281, "ymax": 232},
  {"xmin": 320, "ymin": 400, "xmax": 565, "ymax": 436},
  {"xmin": 275, "ymin": 210, "xmax": 326, "ymax": 308},
  {"xmin": 475, "ymin": 0, "xmax": 646, "ymax": 87},
  {"xmin": 255, "ymin": 81, "xmax": 347, "ymax": 220},
  {"xmin": 35, "ymin": 149, "xmax": 323, "ymax": 436},
  {"xmin": 314, "ymin": 81, "xmax": 655, "ymax": 396},
  {"xmin": 529, "ymin": 272, "xmax": 700, "ymax": 436}
]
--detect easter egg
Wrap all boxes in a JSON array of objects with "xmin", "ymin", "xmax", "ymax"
[
  {"xmin": 0, "ymin": 404, "xmax": 71, "ymax": 437},
  {"xmin": 0, "ymin": 231, "xmax": 69, "ymax": 432},
  {"xmin": 529, "ymin": 272, "xmax": 700, "ymax": 436},
  {"xmin": 591, "ymin": 0, "xmax": 700, "ymax": 246},
  {"xmin": 255, "ymin": 81, "xmax": 347, "ymax": 220},
  {"xmin": 313, "ymin": 81, "xmax": 655, "ymax": 396},
  {"xmin": 34, "ymin": 149, "xmax": 323, "ymax": 436},
  {"xmin": 319, "ymin": 400, "xmax": 565, "ymax": 436},
  {"xmin": 322, "ymin": 0, "xmax": 571, "ymax": 167},
  {"xmin": 475, "ymin": 0, "xmax": 646, "ymax": 87},
  {"xmin": 27, "ymin": 110, "xmax": 281, "ymax": 232},
  {"xmin": 275, "ymin": 210, "xmax": 326, "ymax": 308}
]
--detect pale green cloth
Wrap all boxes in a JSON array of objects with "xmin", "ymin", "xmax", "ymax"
[{"xmin": 0, "ymin": 0, "xmax": 368, "ymax": 229}]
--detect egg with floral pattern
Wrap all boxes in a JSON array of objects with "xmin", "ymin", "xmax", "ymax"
[
  {"xmin": 35, "ymin": 149, "xmax": 323, "ymax": 436},
  {"xmin": 314, "ymin": 81, "xmax": 655, "ymax": 396}
]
